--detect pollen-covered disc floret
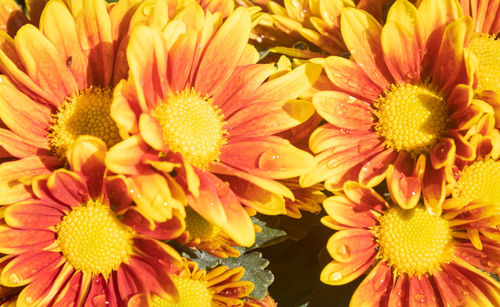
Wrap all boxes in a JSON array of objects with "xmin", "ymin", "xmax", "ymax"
[
  {"xmin": 152, "ymin": 88, "xmax": 227, "ymax": 170},
  {"xmin": 48, "ymin": 87, "xmax": 121, "ymax": 158},
  {"xmin": 185, "ymin": 207, "xmax": 221, "ymax": 240},
  {"xmin": 56, "ymin": 199, "xmax": 134, "ymax": 277},
  {"xmin": 376, "ymin": 206, "xmax": 452, "ymax": 276},
  {"xmin": 468, "ymin": 34, "xmax": 500, "ymax": 94},
  {"xmin": 374, "ymin": 84, "xmax": 448, "ymax": 155},
  {"xmin": 456, "ymin": 160, "xmax": 500, "ymax": 203},
  {"xmin": 151, "ymin": 275, "xmax": 212, "ymax": 307}
]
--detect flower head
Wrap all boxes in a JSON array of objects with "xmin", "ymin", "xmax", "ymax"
[
  {"xmin": 105, "ymin": 3, "xmax": 320, "ymax": 247},
  {"xmin": 129, "ymin": 259, "xmax": 254, "ymax": 307},
  {"xmin": 321, "ymin": 181, "xmax": 500, "ymax": 306},
  {"xmin": 302, "ymin": 0, "xmax": 483, "ymax": 214},
  {"xmin": 0, "ymin": 0, "xmax": 147, "ymax": 204},
  {"xmin": 0, "ymin": 137, "xmax": 184, "ymax": 305}
]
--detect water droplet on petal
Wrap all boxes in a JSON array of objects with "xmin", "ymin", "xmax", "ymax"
[
  {"xmin": 329, "ymin": 272, "xmax": 343, "ymax": 281},
  {"xmin": 413, "ymin": 294, "xmax": 426, "ymax": 304},
  {"xmin": 336, "ymin": 244, "xmax": 350, "ymax": 258},
  {"xmin": 9, "ymin": 274, "xmax": 21, "ymax": 284}
]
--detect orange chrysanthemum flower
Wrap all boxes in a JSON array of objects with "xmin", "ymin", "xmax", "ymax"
[
  {"xmin": 0, "ymin": 137, "xmax": 184, "ymax": 306},
  {"xmin": 301, "ymin": 0, "xmax": 486, "ymax": 214},
  {"xmin": 129, "ymin": 260, "xmax": 254, "ymax": 307},
  {"xmin": 0, "ymin": 0, "xmax": 155, "ymax": 204},
  {"xmin": 105, "ymin": 4, "xmax": 320, "ymax": 247},
  {"xmin": 321, "ymin": 181, "xmax": 500, "ymax": 306}
]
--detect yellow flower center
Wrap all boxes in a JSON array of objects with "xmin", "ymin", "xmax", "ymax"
[
  {"xmin": 56, "ymin": 200, "xmax": 134, "ymax": 276},
  {"xmin": 456, "ymin": 160, "xmax": 500, "ymax": 203},
  {"xmin": 374, "ymin": 84, "xmax": 448, "ymax": 155},
  {"xmin": 185, "ymin": 207, "xmax": 220, "ymax": 241},
  {"xmin": 48, "ymin": 87, "xmax": 121, "ymax": 158},
  {"xmin": 152, "ymin": 88, "xmax": 227, "ymax": 170},
  {"xmin": 151, "ymin": 276, "xmax": 212, "ymax": 307},
  {"xmin": 376, "ymin": 206, "xmax": 452, "ymax": 276},
  {"xmin": 469, "ymin": 34, "xmax": 500, "ymax": 94}
]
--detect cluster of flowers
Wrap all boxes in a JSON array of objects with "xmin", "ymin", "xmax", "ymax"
[{"xmin": 0, "ymin": 0, "xmax": 498, "ymax": 305}]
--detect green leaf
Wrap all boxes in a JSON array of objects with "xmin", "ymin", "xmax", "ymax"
[
  {"xmin": 249, "ymin": 215, "xmax": 287, "ymax": 250},
  {"xmin": 218, "ymin": 251, "xmax": 274, "ymax": 299}
]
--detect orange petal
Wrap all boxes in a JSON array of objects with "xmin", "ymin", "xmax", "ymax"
[
  {"xmin": 47, "ymin": 169, "xmax": 89, "ymax": 207},
  {"xmin": 14, "ymin": 24, "xmax": 78, "ymax": 103},
  {"xmin": 0, "ymin": 155, "xmax": 60, "ymax": 183},
  {"xmin": 66, "ymin": 136, "xmax": 106, "ymax": 199},
  {"xmin": 167, "ymin": 29, "xmax": 197, "ymax": 93},
  {"xmin": 39, "ymin": 0, "xmax": 87, "ymax": 88},
  {"xmin": 312, "ymin": 91, "xmax": 373, "ymax": 129},
  {"xmin": 111, "ymin": 79, "xmax": 141, "ymax": 138},
  {"xmin": 0, "ymin": 128, "xmax": 44, "ymax": 158},
  {"xmin": 105, "ymin": 175, "xmax": 133, "ymax": 213},
  {"xmin": 323, "ymin": 196, "xmax": 378, "ymax": 228},
  {"xmin": 17, "ymin": 262, "xmax": 74, "ymax": 306},
  {"xmin": 105, "ymin": 136, "xmax": 149, "ymax": 175},
  {"xmin": 431, "ymin": 16, "xmax": 473, "ymax": 93},
  {"xmin": 309, "ymin": 124, "xmax": 373, "ymax": 153},
  {"xmin": 139, "ymin": 113, "xmax": 164, "ymax": 151},
  {"xmin": 422, "ymin": 164, "xmax": 445, "ymax": 215},
  {"xmin": 0, "ymin": 81, "xmax": 52, "ymax": 142},
  {"xmin": 188, "ymin": 171, "xmax": 255, "ymax": 247},
  {"xmin": 194, "ymin": 7, "xmax": 251, "ymax": 95},
  {"xmin": 343, "ymin": 181, "xmax": 389, "ymax": 212},
  {"xmin": 128, "ymin": 171, "xmax": 186, "ymax": 223},
  {"xmin": 382, "ymin": 0, "xmax": 424, "ymax": 83},
  {"xmin": 228, "ymin": 176, "xmax": 287, "ymax": 215},
  {"xmin": 388, "ymin": 274, "xmax": 409, "ymax": 306},
  {"xmin": 220, "ymin": 136, "xmax": 315, "ymax": 179},
  {"xmin": 0, "ymin": 226, "xmax": 55, "ymax": 254},
  {"xmin": 340, "ymin": 7, "xmax": 392, "ymax": 89},
  {"xmin": 5, "ymin": 202, "xmax": 63, "ymax": 230},
  {"xmin": 326, "ymin": 228, "xmax": 376, "ymax": 263},
  {"xmin": 358, "ymin": 148, "xmax": 397, "ymax": 187},
  {"xmin": 0, "ymin": 251, "xmax": 61, "ymax": 287},
  {"xmin": 227, "ymin": 99, "xmax": 315, "ymax": 138},
  {"xmin": 387, "ymin": 153, "xmax": 421, "ymax": 209},
  {"xmin": 320, "ymin": 251, "xmax": 376, "ymax": 286},
  {"xmin": 248, "ymin": 63, "xmax": 321, "ymax": 107},
  {"xmin": 75, "ymin": 0, "xmax": 114, "ymax": 86},
  {"xmin": 349, "ymin": 261, "xmax": 393, "ymax": 307},
  {"xmin": 127, "ymin": 25, "xmax": 168, "ymax": 109},
  {"xmin": 429, "ymin": 137, "xmax": 456, "ymax": 169},
  {"xmin": 408, "ymin": 275, "xmax": 439, "ymax": 307},
  {"xmin": 323, "ymin": 56, "xmax": 383, "ymax": 100},
  {"xmin": 123, "ymin": 209, "xmax": 184, "ymax": 241}
]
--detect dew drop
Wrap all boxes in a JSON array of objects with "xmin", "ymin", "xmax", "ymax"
[
  {"xmin": 336, "ymin": 244, "xmax": 350, "ymax": 258},
  {"xmin": 142, "ymin": 4, "xmax": 153, "ymax": 16},
  {"xmin": 413, "ymin": 294, "xmax": 426, "ymax": 304},
  {"xmin": 329, "ymin": 272, "xmax": 343, "ymax": 281},
  {"xmin": 9, "ymin": 274, "xmax": 21, "ymax": 284}
]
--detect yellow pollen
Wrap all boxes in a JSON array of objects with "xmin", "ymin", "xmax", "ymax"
[
  {"xmin": 48, "ymin": 87, "xmax": 121, "ymax": 158},
  {"xmin": 469, "ymin": 34, "xmax": 500, "ymax": 94},
  {"xmin": 376, "ymin": 206, "xmax": 452, "ymax": 276},
  {"xmin": 151, "ymin": 276, "xmax": 212, "ymax": 307},
  {"xmin": 56, "ymin": 200, "xmax": 134, "ymax": 276},
  {"xmin": 185, "ymin": 207, "xmax": 220, "ymax": 241},
  {"xmin": 374, "ymin": 84, "xmax": 448, "ymax": 155},
  {"xmin": 456, "ymin": 160, "xmax": 500, "ymax": 203},
  {"xmin": 152, "ymin": 88, "xmax": 227, "ymax": 170}
]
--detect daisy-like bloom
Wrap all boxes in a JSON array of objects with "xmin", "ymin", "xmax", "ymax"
[
  {"xmin": 321, "ymin": 181, "xmax": 500, "ymax": 306},
  {"xmin": 106, "ymin": 4, "xmax": 320, "ymax": 247},
  {"xmin": 0, "ymin": 137, "xmax": 184, "ymax": 306},
  {"xmin": 128, "ymin": 260, "xmax": 254, "ymax": 307},
  {"xmin": 301, "ymin": 0, "xmax": 487, "ymax": 214},
  {"xmin": 0, "ymin": 0, "xmax": 167, "ymax": 204},
  {"xmin": 460, "ymin": 0, "xmax": 500, "ymax": 128}
]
